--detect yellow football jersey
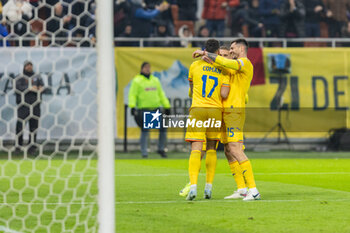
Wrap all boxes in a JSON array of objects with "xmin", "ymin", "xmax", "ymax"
[
  {"xmin": 188, "ymin": 60, "xmax": 229, "ymax": 108},
  {"xmin": 219, "ymin": 57, "xmax": 253, "ymax": 111}
]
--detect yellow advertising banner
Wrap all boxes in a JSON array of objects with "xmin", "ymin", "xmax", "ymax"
[
  {"xmin": 116, "ymin": 47, "xmax": 349, "ymax": 139},
  {"xmin": 247, "ymin": 48, "xmax": 349, "ymax": 138}
]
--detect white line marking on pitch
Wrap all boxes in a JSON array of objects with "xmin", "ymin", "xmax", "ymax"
[
  {"xmin": 255, "ymin": 172, "xmax": 350, "ymax": 175},
  {"xmin": 114, "ymin": 172, "xmax": 350, "ymax": 176},
  {"xmin": 114, "ymin": 199, "xmax": 304, "ymax": 204},
  {"xmin": 0, "ymin": 199, "xmax": 349, "ymax": 206},
  {"xmin": 1, "ymin": 172, "xmax": 350, "ymax": 178},
  {"xmin": 0, "ymin": 226, "xmax": 24, "ymax": 233}
]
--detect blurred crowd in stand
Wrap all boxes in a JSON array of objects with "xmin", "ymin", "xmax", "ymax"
[
  {"xmin": 0, "ymin": 0, "xmax": 96, "ymax": 46},
  {"xmin": 0, "ymin": 0, "xmax": 350, "ymax": 47},
  {"xmin": 115, "ymin": 0, "xmax": 350, "ymax": 47}
]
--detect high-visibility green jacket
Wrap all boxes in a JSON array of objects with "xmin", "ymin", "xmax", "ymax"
[{"xmin": 128, "ymin": 74, "xmax": 171, "ymax": 109}]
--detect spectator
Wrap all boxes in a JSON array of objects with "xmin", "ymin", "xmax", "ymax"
[
  {"xmin": 280, "ymin": 0, "xmax": 306, "ymax": 38},
  {"xmin": 228, "ymin": 1, "xmax": 247, "ymax": 37},
  {"xmin": 118, "ymin": 24, "xmax": 137, "ymax": 46},
  {"xmin": 176, "ymin": 0, "xmax": 197, "ymax": 21},
  {"xmin": 121, "ymin": 24, "xmax": 132, "ymax": 36},
  {"xmin": 46, "ymin": 2, "xmax": 72, "ymax": 45},
  {"xmin": 178, "ymin": 24, "xmax": 192, "ymax": 47},
  {"xmin": 259, "ymin": 0, "xmax": 283, "ymax": 37},
  {"xmin": 244, "ymin": 0, "xmax": 264, "ymax": 37},
  {"xmin": 73, "ymin": 29, "xmax": 92, "ymax": 47},
  {"xmin": 198, "ymin": 25, "xmax": 210, "ymax": 38},
  {"xmin": 192, "ymin": 25, "xmax": 209, "ymax": 49},
  {"xmin": 114, "ymin": 0, "xmax": 133, "ymax": 37},
  {"xmin": 202, "ymin": 0, "xmax": 239, "ymax": 37},
  {"xmin": 342, "ymin": 21, "xmax": 350, "ymax": 37},
  {"xmin": 83, "ymin": 2, "xmax": 96, "ymax": 42},
  {"xmin": 150, "ymin": 21, "xmax": 174, "ymax": 47},
  {"xmin": 131, "ymin": 0, "xmax": 169, "ymax": 38},
  {"xmin": 29, "ymin": 0, "xmax": 39, "ymax": 7},
  {"xmin": 303, "ymin": 0, "xmax": 325, "ymax": 37},
  {"xmin": 2, "ymin": 0, "xmax": 33, "ymax": 44},
  {"xmin": 2, "ymin": 0, "xmax": 32, "ymax": 23},
  {"xmin": 15, "ymin": 60, "xmax": 44, "ymax": 155},
  {"xmin": 341, "ymin": 21, "xmax": 350, "ymax": 46},
  {"xmin": 41, "ymin": 0, "xmax": 60, "ymax": 22},
  {"xmin": 69, "ymin": 0, "xmax": 89, "ymax": 33},
  {"xmin": 324, "ymin": 0, "xmax": 350, "ymax": 37},
  {"xmin": 128, "ymin": 62, "xmax": 171, "ymax": 158},
  {"xmin": 46, "ymin": 0, "xmax": 59, "ymax": 6},
  {"xmin": 0, "ymin": 15, "xmax": 10, "ymax": 47},
  {"xmin": 146, "ymin": 0, "xmax": 176, "ymax": 36}
]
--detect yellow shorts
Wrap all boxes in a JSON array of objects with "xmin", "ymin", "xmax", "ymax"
[
  {"xmin": 185, "ymin": 108, "xmax": 222, "ymax": 142},
  {"xmin": 220, "ymin": 111, "xmax": 245, "ymax": 144}
]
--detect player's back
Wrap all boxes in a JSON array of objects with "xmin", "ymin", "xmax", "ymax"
[{"xmin": 189, "ymin": 60, "xmax": 228, "ymax": 108}]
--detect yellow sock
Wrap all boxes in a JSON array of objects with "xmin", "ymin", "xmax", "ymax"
[
  {"xmin": 205, "ymin": 149, "xmax": 217, "ymax": 184},
  {"xmin": 229, "ymin": 161, "xmax": 246, "ymax": 189},
  {"xmin": 189, "ymin": 150, "xmax": 201, "ymax": 185},
  {"xmin": 239, "ymin": 160, "xmax": 256, "ymax": 189}
]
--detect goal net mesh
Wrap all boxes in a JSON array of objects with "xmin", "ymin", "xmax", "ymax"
[{"xmin": 0, "ymin": 1, "xmax": 99, "ymax": 231}]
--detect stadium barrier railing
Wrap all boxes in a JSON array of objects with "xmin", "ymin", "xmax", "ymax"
[{"xmin": 2, "ymin": 36, "xmax": 350, "ymax": 48}]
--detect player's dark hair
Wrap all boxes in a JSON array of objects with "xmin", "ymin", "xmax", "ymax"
[
  {"xmin": 205, "ymin": 39, "xmax": 220, "ymax": 53},
  {"xmin": 231, "ymin": 38, "xmax": 249, "ymax": 54},
  {"xmin": 219, "ymin": 45, "xmax": 229, "ymax": 51}
]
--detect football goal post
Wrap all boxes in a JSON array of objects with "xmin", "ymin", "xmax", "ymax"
[
  {"xmin": 96, "ymin": 0, "xmax": 116, "ymax": 232},
  {"xmin": 0, "ymin": 0, "xmax": 116, "ymax": 232}
]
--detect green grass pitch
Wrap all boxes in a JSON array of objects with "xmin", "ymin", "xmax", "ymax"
[{"xmin": 0, "ymin": 151, "xmax": 350, "ymax": 233}]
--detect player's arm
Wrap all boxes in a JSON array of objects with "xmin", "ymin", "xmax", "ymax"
[
  {"xmin": 189, "ymin": 81, "xmax": 193, "ymax": 97},
  {"xmin": 188, "ymin": 88, "xmax": 192, "ymax": 98},
  {"xmin": 220, "ymin": 74, "xmax": 230, "ymax": 99},
  {"xmin": 36, "ymin": 75, "xmax": 45, "ymax": 92},
  {"xmin": 192, "ymin": 50, "xmax": 242, "ymax": 71},
  {"xmin": 188, "ymin": 63, "xmax": 194, "ymax": 97},
  {"xmin": 206, "ymin": 53, "xmax": 242, "ymax": 71},
  {"xmin": 221, "ymin": 86, "xmax": 230, "ymax": 99}
]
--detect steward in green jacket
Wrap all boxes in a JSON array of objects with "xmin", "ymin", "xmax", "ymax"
[{"xmin": 128, "ymin": 62, "xmax": 171, "ymax": 158}]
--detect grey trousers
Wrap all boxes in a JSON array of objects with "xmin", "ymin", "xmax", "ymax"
[
  {"xmin": 134, "ymin": 108, "xmax": 167, "ymax": 156},
  {"xmin": 140, "ymin": 128, "xmax": 166, "ymax": 156}
]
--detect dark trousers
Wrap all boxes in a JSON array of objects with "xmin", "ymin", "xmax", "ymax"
[
  {"xmin": 16, "ymin": 104, "xmax": 41, "ymax": 148},
  {"xmin": 328, "ymin": 20, "xmax": 346, "ymax": 38},
  {"xmin": 206, "ymin": 20, "xmax": 225, "ymax": 37},
  {"xmin": 305, "ymin": 23, "xmax": 320, "ymax": 37}
]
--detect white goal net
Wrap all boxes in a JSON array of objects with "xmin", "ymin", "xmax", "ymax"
[
  {"xmin": 0, "ymin": 0, "xmax": 103, "ymax": 230},
  {"xmin": 0, "ymin": 47, "xmax": 99, "ymax": 232}
]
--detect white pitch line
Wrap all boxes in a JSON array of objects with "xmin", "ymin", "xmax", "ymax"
[
  {"xmin": 1, "ymin": 172, "xmax": 350, "ymax": 178},
  {"xmin": 114, "ymin": 198, "xmax": 350, "ymax": 204},
  {"xmin": 255, "ymin": 172, "xmax": 350, "ymax": 175},
  {"xmin": 114, "ymin": 172, "xmax": 350, "ymax": 176},
  {"xmin": 116, "ymin": 173, "xmax": 184, "ymax": 177},
  {"xmin": 114, "ymin": 199, "xmax": 304, "ymax": 204},
  {"xmin": 0, "ymin": 226, "xmax": 24, "ymax": 233},
  {"xmin": 0, "ymin": 198, "xmax": 350, "ymax": 206}
]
